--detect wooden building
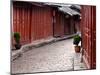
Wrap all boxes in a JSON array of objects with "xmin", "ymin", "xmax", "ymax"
[
  {"xmin": 81, "ymin": 5, "xmax": 96, "ymax": 69},
  {"xmin": 53, "ymin": 6, "xmax": 81, "ymax": 37},
  {"xmin": 12, "ymin": 1, "xmax": 81, "ymax": 45},
  {"xmin": 31, "ymin": 3, "xmax": 53, "ymax": 41},
  {"xmin": 12, "ymin": 0, "xmax": 96, "ymax": 70},
  {"xmin": 13, "ymin": 2, "xmax": 53, "ymax": 45}
]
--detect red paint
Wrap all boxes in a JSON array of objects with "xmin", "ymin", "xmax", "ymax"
[
  {"xmin": 81, "ymin": 5, "xmax": 96, "ymax": 69},
  {"xmin": 13, "ymin": 2, "xmax": 31, "ymax": 45},
  {"xmin": 53, "ymin": 11, "xmax": 64, "ymax": 37},
  {"xmin": 53, "ymin": 10, "xmax": 75, "ymax": 37},
  {"xmin": 31, "ymin": 6, "xmax": 53, "ymax": 41},
  {"xmin": 12, "ymin": 1, "xmax": 79, "ymax": 46},
  {"xmin": 13, "ymin": 2, "xmax": 53, "ymax": 44}
]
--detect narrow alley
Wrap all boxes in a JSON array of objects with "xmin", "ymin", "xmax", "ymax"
[{"xmin": 12, "ymin": 39, "xmax": 86, "ymax": 74}]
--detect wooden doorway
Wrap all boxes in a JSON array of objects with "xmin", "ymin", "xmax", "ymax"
[
  {"xmin": 81, "ymin": 6, "xmax": 96, "ymax": 69},
  {"xmin": 13, "ymin": 2, "xmax": 31, "ymax": 45}
]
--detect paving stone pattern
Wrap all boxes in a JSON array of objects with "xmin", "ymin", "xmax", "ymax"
[{"xmin": 11, "ymin": 39, "xmax": 86, "ymax": 74}]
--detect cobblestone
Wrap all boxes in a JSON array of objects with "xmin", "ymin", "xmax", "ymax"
[{"xmin": 11, "ymin": 39, "xmax": 86, "ymax": 74}]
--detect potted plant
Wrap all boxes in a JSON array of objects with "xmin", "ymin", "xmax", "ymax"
[
  {"xmin": 73, "ymin": 35, "xmax": 81, "ymax": 53},
  {"xmin": 14, "ymin": 32, "xmax": 21, "ymax": 49}
]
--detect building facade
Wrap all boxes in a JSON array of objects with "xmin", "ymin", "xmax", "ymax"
[
  {"xmin": 81, "ymin": 5, "xmax": 96, "ymax": 69},
  {"xmin": 12, "ymin": 1, "xmax": 80, "ymax": 45}
]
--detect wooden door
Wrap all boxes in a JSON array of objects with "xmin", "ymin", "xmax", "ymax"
[
  {"xmin": 31, "ymin": 6, "xmax": 53, "ymax": 41},
  {"xmin": 91, "ymin": 6, "xmax": 96, "ymax": 69},
  {"xmin": 81, "ymin": 6, "xmax": 96, "ymax": 69},
  {"xmin": 64, "ymin": 18, "xmax": 71, "ymax": 35},
  {"xmin": 53, "ymin": 11, "xmax": 64, "ymax": 37},
  {"xmin": 13, "ymin": 2, "xmax": 31, "ymax": 45}
]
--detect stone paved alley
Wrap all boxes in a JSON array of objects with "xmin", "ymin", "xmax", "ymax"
[{"xmin": 11, "ymin": 38, "xmax": 87, "ymax": 74}]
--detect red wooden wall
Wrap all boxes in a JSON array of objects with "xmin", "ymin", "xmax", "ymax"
[
  {"xmin": 91, "ymin": 6, "xmax": 96, "ymax": 69},
  {"xmin": 64, "ymin": 18, "xmax": 71, "ymax": 35},
  {"xmin": 13, "ymin": 2, "xmax": 31, "ymax": 45},
  {"xmin": 81, "ymin": 5, "xmax": 96, "ymax": 69},
  {"xmin": 13, "ymin": 2, "xmax": 53, "ymax": 45},
  {"xmin": 13, "ymin": 1, "xmax": 78, "ymax": 46},
  {"xmin": 53, "ymin": 11, "xmax": 65, "ymax": 37},
  {"xmin": 31, "ymin": 6, "xmax": 53, "ymax": 41},
  {"xmin": 53, "ymin": 10, "xmax": 74, "ymax": 37}
]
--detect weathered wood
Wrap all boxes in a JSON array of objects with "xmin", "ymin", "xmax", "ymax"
[
  {"xmin": 13, "ymin": 2, "xmax": 31, "ymax": 45},
  {"xmin": 13, "ymin": 1, "xmax": 80, "ymax": 46},
  {"xmin": 31, "ymin": 6, "xmax": 53, "ymax": 41},
  {"xmin": 81, "ymin": 5, "xmax": 96, "ymax": 69}
]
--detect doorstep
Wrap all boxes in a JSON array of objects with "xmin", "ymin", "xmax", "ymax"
[{"xmin": 11, "ymin": 34, "xmax": 77, "ymax": 61}]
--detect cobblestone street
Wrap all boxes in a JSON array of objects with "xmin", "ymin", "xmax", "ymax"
[{"xmin": 11, "ymin": 38, "xmax": 86, "ymax": 74}]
